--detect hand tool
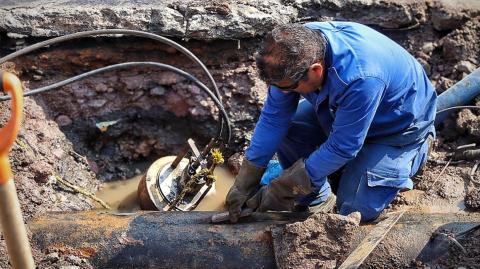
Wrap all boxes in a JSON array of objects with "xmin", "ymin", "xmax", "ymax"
[
  {"xmin": 211, "ymin": 208, "xmax": 254, "ymax": 223},
  {"xmin": 0, "ymin": 71, "xmax": 35, "ymax": 269}
]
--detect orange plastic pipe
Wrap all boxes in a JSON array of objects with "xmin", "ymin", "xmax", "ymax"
[
  {"xmin": 0, "ymin": 71, "xmax": 23, "ymax": 183},
  {"xmin": 0, "ymin": 71, "xmax": 35, "ymax": 269}
]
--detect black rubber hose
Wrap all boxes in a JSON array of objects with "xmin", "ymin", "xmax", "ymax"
[
  {"xmin": 0, "ymin": 29, "xmax": 227, "ymax": 140},
  {"xmin": 0, "ymin": 62, "xmax": 231, "ymax": 144}
]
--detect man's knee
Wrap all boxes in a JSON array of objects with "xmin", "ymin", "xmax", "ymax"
[
  {"xmin": 337, "ymin": 186, "xmax": 399, "ymax": 222},
  {"xmin": 338, "ymin": 202, "xmax": 382, "ymax": 222}
]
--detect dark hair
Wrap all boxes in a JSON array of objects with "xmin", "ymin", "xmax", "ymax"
[{"xmin": 255, "ymin": 24, "xmax": 326, "ymax": 84}]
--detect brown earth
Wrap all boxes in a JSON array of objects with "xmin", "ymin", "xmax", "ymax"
[{"xmin": 272, "ymin": 212, "xmax": 361, "ymax": 269}]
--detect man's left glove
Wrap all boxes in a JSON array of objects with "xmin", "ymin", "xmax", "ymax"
[{"xmin": 246, "ymin": 159, "xmax": 314, "ymax": 212}]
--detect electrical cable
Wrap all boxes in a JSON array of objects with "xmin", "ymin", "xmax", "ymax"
[
  {"xmin": 1, "ymin": 62, "xmax": 231, "ymax": 143},
  {"xmin": 0, "ymin": 29, "xmax": 228, "ymax": 141},
  {"xmin": 436, "ymin": 105, "xmax": 480, "ymax": 114}
]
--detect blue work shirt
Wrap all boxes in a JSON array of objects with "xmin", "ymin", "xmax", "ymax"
[{"xmin": 246, "ymin": 21, "xmax": 437, "ymax": 188}]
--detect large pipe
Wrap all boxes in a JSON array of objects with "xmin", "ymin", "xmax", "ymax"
[
  {"xmin": 436, "ymin": 67, "xmax": 480, "ymax": 123},
  {"xmin": 29, "ymin": 211, "xmax": 480, "ymax": 268}
]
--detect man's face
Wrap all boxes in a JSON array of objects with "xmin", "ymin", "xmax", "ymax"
[{"xmin": 272, "ymin": 62, "xmax": 325, "ymax": 94}]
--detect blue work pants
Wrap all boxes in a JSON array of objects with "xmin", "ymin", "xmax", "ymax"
[{"xmin": 268, "ymin": 99, "xmax": 430, "ymax": 221}]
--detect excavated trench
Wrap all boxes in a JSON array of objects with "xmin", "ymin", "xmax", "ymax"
[
  {"xmin": 1, "ymin": 0, "xmax": 480, "ymax": 268},
  {"xmin": 3, "ymin": 36, "xmax": 265, "ymax": 181}
]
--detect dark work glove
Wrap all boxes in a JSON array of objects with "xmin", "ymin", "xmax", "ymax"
[
  {"xmin": 225, "ymin": 159, "xmax": 266, "ymax": 223},
  {"xmin": 246, "ymin": 159, "xmax": 313, "ymax": 212}
]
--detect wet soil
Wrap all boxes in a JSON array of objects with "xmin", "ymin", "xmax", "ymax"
[{"xmin": 273, "ymin": 212, "xmax": 361, "ymax": 269}]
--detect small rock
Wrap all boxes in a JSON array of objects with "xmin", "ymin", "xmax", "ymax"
[
  {"xmin": 155, "ymin": 72, "xmax": 183, "ymax": 85},
  {"xmin": 415, "ymin": 51, "xmax": 429, "ymax": 61},
  {"xmin": 421, "ymin": 42, "xmax": 435, "ymax": 54},
  {"xmin": 52, "ymin": 148, "xmax": 65, "ymax": 159},
  {"xmin": 57, "ymin": 194, "xmax": 67, "ymax": 203},
  {"xmin": 87, "ymin": 99, "xmax": 107, "ymax": 108},
  {"xmin": 431, "ymin": 9, "xmax": 467, "ymax": 31},
  {"xmin": 33, "ymin": 160, "xmax": 52, "ymax": 184},
  {"xmin": 72, "ymin": 85, "xmax": 89, "ymax": 97},
  {"xmin": 189, "ymin": 84, "xmax": 201, "ymax": 95},
  {"xmin": 345, "ymin": 211, "xmax": 362, "ymax": 225},
  {"xmin": 150, "ymin": 85, "xmax": 166, "ymax": 96},
  {"xmin": 32, "ymin": 75, "xmax": 43, "ymax": 81},
  {"xmin": 455, "ymin": 60, "xmax": 476, "ymax": 74},
  {"xmin": 65, "ymin": 255, "xmax": 82, "ymax": 265},
  {"xmin": 33, "ymin": 69, "xmax": 44, "ymax": 75},
  {"xmin": 122, "ymin": 75, "xmax": 146, "ymax": 90},
  {"xmin": 86, "ymin": 159, "xmax": 99, "ymax": 174},
  {"xmin": 56, "ymin": 115, "xmax": 73, "ymax": 126},
  {"xmin": 94, "ymin": 83, "xmax": 109, "ymax": 93},
  {"xmin": 7, "ymin": 32, "xmax": 27, "ymax": 39},
  {"xmin": 45, "ymin": 252, "xmax": 59, "ymax": 263}
]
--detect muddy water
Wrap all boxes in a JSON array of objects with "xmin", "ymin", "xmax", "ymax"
[
  {"xmin": 95, "ymin": 175, "xmax": 143, "ymax": 212},
  {"xmin": 95, "ymin": 166, "xmax": 235, "ymax": 212}
]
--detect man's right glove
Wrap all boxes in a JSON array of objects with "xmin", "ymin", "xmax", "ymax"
[
  {"xmin": 225, "ymin": 159, "xmax": 266, "ymax": 223},
  {"xmin": 246, "ymin": 159, "xmax": 314, "ymax": 212}
]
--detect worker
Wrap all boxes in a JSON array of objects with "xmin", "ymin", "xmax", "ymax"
[{"xmin": 225, "ymin": 21, "xmax": 436, "ymax": 222}]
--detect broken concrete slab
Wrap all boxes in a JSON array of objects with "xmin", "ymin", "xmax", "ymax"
[{"xmin": 1, "ymin": 0, "xmax": 479, "ymax": 40}]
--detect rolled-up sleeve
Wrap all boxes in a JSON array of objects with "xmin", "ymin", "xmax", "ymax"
[
  {"xmin": 245, "ymin": 86, "xmax": 299, "ymax": 167},
  {"xmin": 305, "ymin": 77, "xmax": 386, "ymax": 187}
]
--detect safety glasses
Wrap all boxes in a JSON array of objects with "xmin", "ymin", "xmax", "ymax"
[{"xmin": 272, "ymin": 68, "xmax": 309, "ymax": 91}]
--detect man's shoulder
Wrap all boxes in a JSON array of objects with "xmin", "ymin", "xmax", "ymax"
[{"xmin": 303, "ymin": 21, "xmax": 371, "ymax": 32}]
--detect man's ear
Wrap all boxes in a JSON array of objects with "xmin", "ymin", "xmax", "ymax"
[{"xmin": 309, "ymin": 62, "xmax": 324, "ymax": 77}]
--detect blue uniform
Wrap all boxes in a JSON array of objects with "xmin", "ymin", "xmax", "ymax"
[{"xmin": 246, "ymin": 22, "xmax": 437, "ymax": 221}]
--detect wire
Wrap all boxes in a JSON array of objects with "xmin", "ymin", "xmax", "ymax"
[
  {"xmin": 0, "ymin": 29, "xmax": 227, "ymax": 141},
  {"xmin": 0, "ymin": 62, "xmax": 232, "ymax": 144},
  {"xmin": 436, "ymin": 106, "xmax": 480, "ymax": 114}
]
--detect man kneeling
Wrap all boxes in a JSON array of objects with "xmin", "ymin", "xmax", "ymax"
[{"xmin": 226, "ymin": 21, "xmax": 436, "ymax": 222}]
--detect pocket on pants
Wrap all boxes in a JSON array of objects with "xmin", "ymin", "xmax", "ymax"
[{"xmin": 366, "ymin": 169, "xmax": 412, "ymax": 189}]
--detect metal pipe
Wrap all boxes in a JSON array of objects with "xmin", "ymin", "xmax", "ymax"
[
  {"xmin": 436, "ymin": 67, "xmax": 480, "ymax": 123},
  {"xmin": 28, "ymin": 211, "xmax": 480, "ymax": 268}
]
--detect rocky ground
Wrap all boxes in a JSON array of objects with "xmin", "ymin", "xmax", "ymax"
[{"xmin": 0, "ymin": 0, "xmax": 480, "ymax": 268}]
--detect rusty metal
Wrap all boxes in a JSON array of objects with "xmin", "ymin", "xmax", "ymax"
[
  {"xmin": 170, "ymin": 143, "xmax": 190, "ymax": 169},
  {"xmin": 28, "ymin": 211, "xmax": 480, "ymax": 268},
  {"xmin": 30, "ymin": 211, "xmax": 305, "ymax": 269},
  {"xmin": 211, "ymin": 208, "xmax": 254, "ymax": 223}
]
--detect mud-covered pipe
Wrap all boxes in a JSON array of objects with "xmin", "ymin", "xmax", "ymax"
[
  {"xmin": 28, "ymin": 211, "xmax": 480, "ymax": 268},
  {"xmin": 436, "ymin": 67, "xmax": 480, "ymax": 123},
  {"xmin": 30, "ymin": 211, "xmax": 304, "ymax": 268}
]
